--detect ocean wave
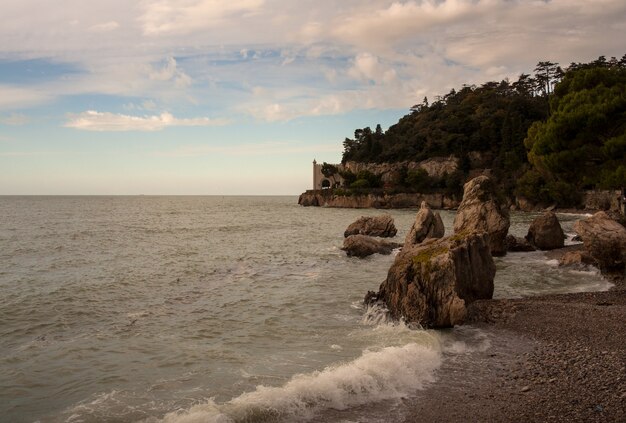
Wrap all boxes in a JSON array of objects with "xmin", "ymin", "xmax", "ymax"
[{"xmin": 156, "ymin": 342, "xmax": 442, "ymax": 423}]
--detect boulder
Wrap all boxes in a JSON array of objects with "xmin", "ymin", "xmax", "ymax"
[
  {"xmin": 404, "ymin": 201, "xmax": 445, "ymax": 247},
  {"xmin": 573, "ymin": 212, "xmax": 626, "ymax": 271},
  {"xmin": 525, "ymin": 211, "xmax": 565, "ymax": 250},
  {"xmin": 453, "ymin": 176, "xmax": 510, "ymax": 256},
  {"xmin": 367, "ymin": 233, "xmax": 495, "ymax": 328},
  {"xmin": 344, "ymin": 214, "xmax": 397, "ymax": 238},
  {"xmin": 342, "ymin": 235, "xmax": 402, "ymax": 258},
  {"xmin": 506, "ymin": 235, "xmax": 536, "ymax": 252}
]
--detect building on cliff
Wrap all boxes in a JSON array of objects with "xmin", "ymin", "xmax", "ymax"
[{"xmin": 312, "ymin": 159, "xmax": 344, "ymax": 190}]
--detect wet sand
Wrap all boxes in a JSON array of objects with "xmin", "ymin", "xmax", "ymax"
[{"xmin": 404, "ymin": 276, "xmax": 626, "ymax": 422}]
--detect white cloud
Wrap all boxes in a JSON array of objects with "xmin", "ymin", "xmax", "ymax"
[
  {"xmin": 332, "ymin": 0, "xmax": 479, "ymax": 51},
  {"xmin": 348, "ymin": 53, "xmax": 397, "ymax": 84},
  {"xmin": 65, "ymin": 110, "xmax": 231, "ymax": 131},
  {"xmin": 149, "ymin": 57, "xmax": 193, "ymax": 88},
  {"xmin": 139, "ymin": 0, "xmax": 265, "ymax": 35}
]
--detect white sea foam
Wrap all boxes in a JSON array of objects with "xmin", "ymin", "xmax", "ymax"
[
  {"xmin": 159, "ymin": 342, "xmax": 442, "ymax": 423},
  {"xmin": 546, "ymin": 259, "xmax": 560, "ymax": 267},
  {"xmin": 361, "ymin": 302, "xmax": 391, "ymax": 326}
]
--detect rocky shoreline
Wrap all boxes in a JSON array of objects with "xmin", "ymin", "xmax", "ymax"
[
  {"xmin": 330, "ymin": 174, "xmax": 625, "ymax": 421},
  {"xmin": 298, "ymin": 190, "xmax": 460, "ymax": 209},
  {"xmin": 404, "ymin": 276, "xmax": 625, "ymax": 422},
  {"xmin": 346, "ymin": 177, "xmax": 625, "ymax": 421}
]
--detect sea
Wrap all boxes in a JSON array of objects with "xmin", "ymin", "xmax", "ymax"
[{"xmin": 0, "ymin": 196, "xmax": 613, "ymax": 423}]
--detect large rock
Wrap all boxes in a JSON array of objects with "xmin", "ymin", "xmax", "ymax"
[
  {"xmin": 342, "ymin": 235, "xmax": 402, "ymax": 258},
  {"xmin": 453, "ymin": 176, "xmax": 510, "ymax": 256},
  {"xmin": 526, "ymin": 211, "xmax": 565, "ymax": 250},
  {"xmin": 367, "ymin": 233, "xmax": 495, "ymax": 328},
  {"xmin": 404, "ymin": 201, "xmax": 445, "ymax": 247},
  {"xmin": 344, "ymin": 214, "xmax": 397, "ymax": 238},
  {"xmin": 573, "ymin": 212, "xmax": 626, "ymax": 271}
]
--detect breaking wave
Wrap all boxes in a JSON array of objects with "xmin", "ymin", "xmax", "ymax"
[{"xmin": 157, "ymin": 342, "xmax": 442, "ymax": 423}]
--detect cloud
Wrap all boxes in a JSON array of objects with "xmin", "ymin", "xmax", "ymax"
[
  {"xmin": 332, "ymin": 0, "xmax": 479, "ymax": 50},
  {"xmin": 139, "ymin": 0, "xmax": 265, "ymax": 35},
  {"xmin": 149, "ymin": 57, "xmax": 193, "ymax": 88},
  {"xmin": 0, "ymin": 85, "xmax": 52, "ymax": 110},
  {"xmin": 347, "ymin": 52, "xmax": 397, "ymax": 84},
  {"xmin": 64, "ymin": 110, "xmax": 231, "ymax": 131},
  {"xmin": 1, "ymin": 0, "xmax": 625, "ymax": 122},
  {"xmin": 89, "ymin": 21, "xmax": 120, "ymax": 32},
  {"xmin": 1, "ymin": 113, "xmax": 29, "ymax": 125}
]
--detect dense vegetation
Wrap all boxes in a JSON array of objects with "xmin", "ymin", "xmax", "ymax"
[
  {"xmin": 519, "ymin": 58, "xmax": 626, "ymax": 205},
  {"xmin": 339, "ymin": 55, "xmax": 626, "ymax": 207}
]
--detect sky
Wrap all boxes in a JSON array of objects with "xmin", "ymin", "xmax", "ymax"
[{"xmin": 1, "ymin": 0, "xmax": 625, "ymax": 195}]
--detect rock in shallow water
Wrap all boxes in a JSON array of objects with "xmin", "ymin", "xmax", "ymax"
[
  {"xmin": 368, "ymin": 232, "xmax": 495, "ymax": 328},
  {"xmin": 344, "ymin": 214, "xmax": 398, "ymax": 238},
  {"xmin": 506, "ymin": 235, "xmax": 536, "ymax": 252},
  {"xmin": 526, "ymin": 211, "xmax": 565, "ymax": 250},
  {"xmin": 342, "ymin": 235, "xmax": 402, "ymax": 258},
  {"xmin": 573, "ymin": 211, "xmax": 626, "ymax": 272}
]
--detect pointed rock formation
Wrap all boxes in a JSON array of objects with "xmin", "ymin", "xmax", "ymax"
[
  {"xmin": 453, "ymin": 176, "xmax": 510, "ymax": 256},
  {"xmin": 404, "ymin": 201, "xmax": 445, "ymax": 247}
]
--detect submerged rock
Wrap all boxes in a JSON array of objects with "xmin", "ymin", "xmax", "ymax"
[
  {"xmin": 453, "ymin": 176, "xmax": 510, "ymax": 256},
  {"xmin": 506, "ymin": 235, "xmax": 536, "ymax": 252},
  {"xmin": 573, "ymin": 212, "xmax": 626, "ymax": 272},
  {"xmin": 404, "ymin": 201, "xmax": 445, "ymax": 247},
  {"xmin": 368, "ymin": 232, "xmax": 495, "ymax": 328},
  {"xmin": 526, "ymin": 211, "xmax": 565, "ymax": 250},
  {"xmin": 344, "ymin": 214, "xmax": 397, "ymax": 238},
  {"xmin": 342, "ymin": 235, "xmax": 401, "ymax": 258},
  {"xmin": 559, "ymin": 250, "xmax": 598, "ymax": 269}
]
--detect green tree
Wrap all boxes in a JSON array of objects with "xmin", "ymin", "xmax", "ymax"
[{"xmin": 522, "ymin": 59, "xmax": 626, "ymax": 205}]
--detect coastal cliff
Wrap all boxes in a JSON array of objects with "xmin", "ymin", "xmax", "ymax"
[{"xmin": 298, "ymin": 190, "xmax": 460, "ymax": 209}]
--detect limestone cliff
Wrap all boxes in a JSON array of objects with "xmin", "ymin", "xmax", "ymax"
[{"xmin": 298, "ymin": 191, "xmax": 460, "ymax": 209}]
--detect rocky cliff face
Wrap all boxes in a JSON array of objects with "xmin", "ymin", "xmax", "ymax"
[
  {"xmin": 342, "ymin": 157, "xmax": 459, "ymax": 183},
  {"xmin": 298, "ymin": 191, "xmax": 460, "ymax": 209},
  {"xmin": 368, "ymin": 232, "xmax": 495, "ymax": 328}
]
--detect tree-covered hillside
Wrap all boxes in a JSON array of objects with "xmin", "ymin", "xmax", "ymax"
[
  {"xmin": 340, "ymin": 55, "xmax": 626, "ymax": 206},
  {"xmin": 519, "ymin": 57, "xmax": 626, "ymax": 205}
]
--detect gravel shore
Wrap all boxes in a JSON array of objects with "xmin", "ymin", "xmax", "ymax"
[{"xmin": 404, "ymin": 276, "xmax": 625, "ymax": 422}]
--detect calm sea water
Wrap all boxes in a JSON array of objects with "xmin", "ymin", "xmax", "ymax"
[{"xmin": 0, "ymin": 196, "xmax": 612, "ymax": 423}]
